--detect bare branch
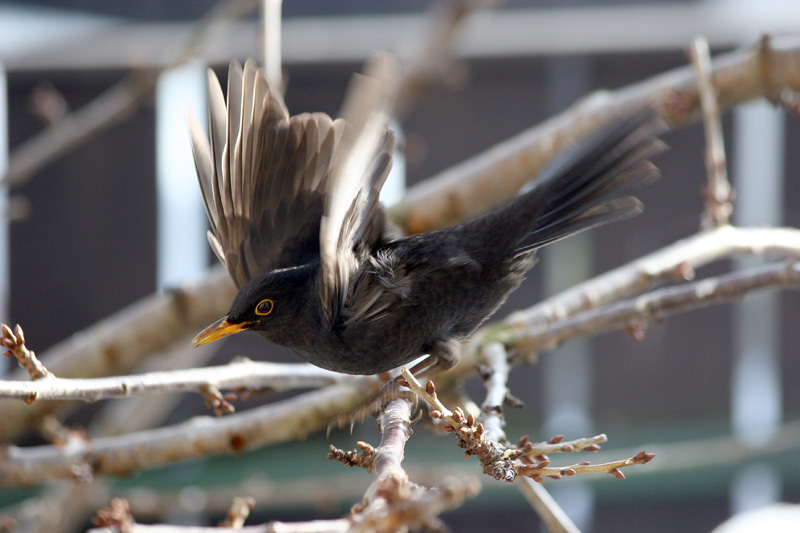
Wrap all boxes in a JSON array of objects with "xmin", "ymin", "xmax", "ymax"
[
  {"xmin": 0, "ymin": 359, "xmax": 348, "ymax": 404},
  {"xmin": 401, "ymin": 369, "xmax": 652, "ymax": 484},
  {"xmin": 401, "ymin": 368, "xmax": 518, "ymax": 482},
  {"xmin": 392, "ymin": 35, "xmax": 800, "ymax": 234},
  {"xmin": 88, "ymin": 522, "xmax": 351, "ymax": 532},
  {"xmin": 484, "ymin": 259, "xmax": 800, "ymax": 360},
  {"xmin": 329, "ymin": 397, "xmax": 480, "ymax": 532},
  {"xmin": 518, "ymin": 434, "xmax": 606, "ymax": 458},
  {"xmin": 477, "ymin": 342, "xmax": 510, "ymax": 443},
  {"xmin": 0, "ymin": 380, "xmax": 374, "ymax": 487},
  {"xmin": 462, "ymin": 225, "xmax": 800, "ymax": 367},
  {"xmin": 689, "ymin": 36, "xmax": 733, "ymax": 228},
  {"xmin": 477, "ymin": 344, "xmax": 580, "ymax": 532}
]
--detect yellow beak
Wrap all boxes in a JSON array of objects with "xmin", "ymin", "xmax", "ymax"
[{"xmin": 191, "ymin": 317, "xmax": 251, "ymax": 347}]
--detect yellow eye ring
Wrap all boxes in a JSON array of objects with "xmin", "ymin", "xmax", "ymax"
[{"xmin": 255, "ymin": 299, "xmax": 274, "ymax": 316}]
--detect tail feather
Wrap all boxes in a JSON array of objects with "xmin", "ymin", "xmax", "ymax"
[{"xmin": 512, "ymin": 109, "xmax": 666, "ymax": 255}]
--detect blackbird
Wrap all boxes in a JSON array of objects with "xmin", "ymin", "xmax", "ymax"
[{"xmin": 190, "ymin": 59, "xmax": 664, "ymax": 377}]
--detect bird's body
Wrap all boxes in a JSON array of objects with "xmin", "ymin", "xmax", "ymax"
[
  {"xmin": 231, "ymin": 226, "xmax": 534, "ymax": 374},
  {"xmin": 191, "ymin": 59, "xmax": 664, "ymax": 376}
]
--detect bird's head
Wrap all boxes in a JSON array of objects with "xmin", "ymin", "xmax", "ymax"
[{"xmin": 192, "ymin": 264, "xmax": 317, "ymax": 348}]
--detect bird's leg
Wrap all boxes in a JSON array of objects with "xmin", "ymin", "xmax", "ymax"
[{"xmin": 329, "ymin": 340, "xmax": 461, "ymax": 431}]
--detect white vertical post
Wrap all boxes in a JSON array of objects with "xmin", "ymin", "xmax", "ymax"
[
  {"xmin": 156, "ymin": 61, "xmax": 208, "ymax": 290},
  {"xmin": 730, "ymin": 101, "xmax": 785, "ymax": 513},
  {"xmin": 541, "ymin": 56, "xmax": 594, "ymax": 532},
  {"xmin": 0, "ymin": 63, "xmax": 8, "ymax": 378},
  {"xmin": 262, "ymin": 0, "xmax": 283, "ymax": 87}
]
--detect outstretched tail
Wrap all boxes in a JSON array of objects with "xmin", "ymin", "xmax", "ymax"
[{"xmin": 482, "ymin": 109, "xmax": 666, "ymax": 257}]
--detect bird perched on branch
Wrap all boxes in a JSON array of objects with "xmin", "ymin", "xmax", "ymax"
[{"xmin": 190, "ymin": 57, "xmax": 664, "ymax": 380}]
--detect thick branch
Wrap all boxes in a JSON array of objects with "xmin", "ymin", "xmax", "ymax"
[
  {"xmin": 392, "ymin": 35, "xmax": 800, "ymax": 233},
  {"xmin": 0, "ymin": 380, "xmax": 373, "ymax": 487}
]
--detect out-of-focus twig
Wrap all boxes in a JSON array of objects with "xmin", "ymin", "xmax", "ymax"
[
  {"xmin": 394, "ymin": 0, "xmax": 491, "ymax": 117},
  {"xmin": 219, "ymin": 496, "xmax": 255, "ymax": 528},
  {"xmin": 3, "ymin": 0, "xmax": 260, "ymax": 188},
  {"xmin": 261, "ymin": 0, "xmax": 283, "ymax": 88},
  {"xmin": 690, "ymin": 36, "xmax": 733, "ymax": 229},
  {"xmin": 392, "ymin": 35, "xmax": 800, "ymax": 234},
  {"xmin": 517, "ymin": 478, "xmax": 580, "ymax": 533}
]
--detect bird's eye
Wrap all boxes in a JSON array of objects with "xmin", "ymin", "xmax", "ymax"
[{"xmin": 255, "ymin": 299, "xmax": 274, "ymax": 316}]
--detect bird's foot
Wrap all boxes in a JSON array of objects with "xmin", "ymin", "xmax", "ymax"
[{"xmin": 328, "ymin": 374, "xmax": 418, "ymax": 433}]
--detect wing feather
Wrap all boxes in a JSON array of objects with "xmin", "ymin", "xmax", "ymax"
[
  {"xmin": 190, "ymin": 58, "xmax": 398, "ymax": 296},
  {"xmin": 318, "ymin": 54, "xmax": 399, "ymax": 328}
]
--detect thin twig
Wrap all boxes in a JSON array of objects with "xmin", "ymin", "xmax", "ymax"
[
  {"xmin": 690, "ymin": 36, "xmax": 733, "ymax": 228},
  {"xmin": 517, "ymin": 479, "xmax": 580, "ymax": 533},
  {"xmin": 516, "ymin": 450, "xmax": 654, "ymax": 481}
]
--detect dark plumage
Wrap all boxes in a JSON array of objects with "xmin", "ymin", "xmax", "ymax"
[{"xmin": 190, "ymin": 59, "xmax": 665, "ymax": 376}]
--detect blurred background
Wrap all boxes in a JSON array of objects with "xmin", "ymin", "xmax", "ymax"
[{"xmin": 1, "ymin": 0, "xmax": 799, "ymax": 531}]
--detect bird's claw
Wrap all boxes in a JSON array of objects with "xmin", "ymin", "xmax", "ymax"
[{"xmin": 328, "ymin": 376, "xmax": 418, "ymax": 434}]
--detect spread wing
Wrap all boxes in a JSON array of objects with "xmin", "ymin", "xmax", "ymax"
[
  {"xmin": 189, "ymin": 59, "xmax": 347, "ymax": 288},
  {"xmin": 318, "ymin": 54, "xmax": 399, "ymax": 329}
]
